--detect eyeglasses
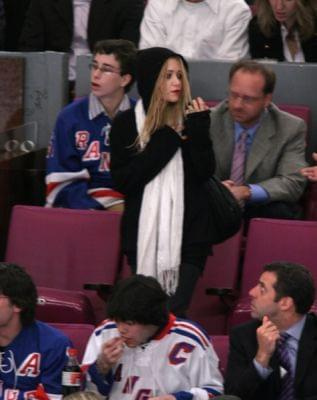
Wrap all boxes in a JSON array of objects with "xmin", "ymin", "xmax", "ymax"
[
  {"xmin": 228, "ymin": 90, "xmax": 264, "ymax": 105},
  {"xmin": 89, "ymin": 62, "xmax": 121, "ymax": 75}
]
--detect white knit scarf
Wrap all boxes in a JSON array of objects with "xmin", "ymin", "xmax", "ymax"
[{"xmin": 135, "ymin": 99, "xmax": 184, "ymax": 295}]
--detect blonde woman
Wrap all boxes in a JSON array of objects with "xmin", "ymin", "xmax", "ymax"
[
  {"xmin": 249, "ymin": 0, "xmax": 317, "ymax": 62},
  {"xmin": 110, "ymin": 47, "xmax": 215, "ymax": 317}
]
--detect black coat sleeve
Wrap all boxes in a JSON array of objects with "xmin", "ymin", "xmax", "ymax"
[
  {"xmin": 182, "ymin": 110, "xmax": 215, "ymax": 181},
  {"xmin": 225, "ymin": 324, "xmax": 278, "ymax": 400},
  {"xmin": 110, "ymin": 110, "xmax": 182, "ymax": 195}
]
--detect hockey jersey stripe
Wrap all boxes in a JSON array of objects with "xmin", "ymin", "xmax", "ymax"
[
  {"xmin": 170, "ymin": 328, "xmax": 207, "ymax": 350},
  {"xmin": 174, "ymin": 322, "xmax": 210, "ymax": 347}
]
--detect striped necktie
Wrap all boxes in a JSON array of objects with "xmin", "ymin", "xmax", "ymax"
[
  {"xmin": 230, "ymin": 131, "xmax": 248, "ymax": 185},
  {"xmin": 276, "ymin": 332, "xmax": 294, "ymax": 400}
]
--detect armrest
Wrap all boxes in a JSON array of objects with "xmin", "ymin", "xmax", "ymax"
[
  {"xmin": 205, "ymin": 287, "xmax": 239, "ymax": 309},
  {"xmin": 83, "ymin": 283, "xmax": 113, "ymax": 302}
]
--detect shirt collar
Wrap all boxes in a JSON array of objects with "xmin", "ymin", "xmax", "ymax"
[
  {"xmin": 88, "ymin": 92, "xmax": 130, "ymax": 120},
  {"xmin": 285, "ymin": 315, "xmax": 307, "ymax": 342},
  {"xmin": 177, "ymin": 0, "xmax": 218, "ymax": 13},
  {"xmin": 234, "ymin": 120, "xmax": 261, "ymax": 142}
]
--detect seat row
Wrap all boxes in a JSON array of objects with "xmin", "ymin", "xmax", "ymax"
[{"xmin": 4, "ymin": 205, "xmax": 317, "ymax": 335}]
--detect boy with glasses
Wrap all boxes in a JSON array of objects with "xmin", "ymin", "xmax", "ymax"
[{"xmin": 46, "ymin": 39, "xmax": 136, "ymax": 210}]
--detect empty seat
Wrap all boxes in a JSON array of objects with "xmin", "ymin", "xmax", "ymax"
[
  {"xmin": 49, "ymin": 323, "xmax": 95, "ymax": 362},
  {"xmin": 187, "ymin": 229, "xmax": 243, "ymax": 334},
  {"xmin": 229, "ymin": 218, "xmax": 317, "ymax": 327},
  {"xmin": 211, "ymin": 335, "xmax": 229, "ymax": 376},
  {"xmin": 5, "ymin": 205, "xmax": 122, "ymax": 322}
]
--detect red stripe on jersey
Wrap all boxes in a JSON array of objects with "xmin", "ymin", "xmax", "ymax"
[
  {"xmin": 46, "ymin": 182, "xmax": 60, "ymax": 195},
  {"xmin": 154, "ymin": 313, "xmax": 176, "ymax": 340},
  {"xmin": 90, "ymin": 189, "xmax": 124, "ymax": 199}
]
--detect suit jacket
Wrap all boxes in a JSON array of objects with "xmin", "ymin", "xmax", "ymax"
[
  {"xmin": 225, "ymin": 313, "xmax": 317, "ymax": 400},
  {"xmin": 209, "ymin": 101, "xmax": 307, "ymax": 203},
  {"xmin": 248, "ymin": 16, "xmax": 317, "ymax": 62},
  {"xmin": 19, "ymin": 0, "xmax": 144, "ymax": 51}
]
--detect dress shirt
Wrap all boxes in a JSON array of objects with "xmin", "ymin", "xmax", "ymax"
[
  {"xmin": 253, "ymin": 315, "xmax": 307, "ymax": 379},
  {"xmin": 281, "ymin": 25, "xmax": 305, "ymax": 63},
  {"xmin": 140, "ymin": 0, "xmax": 251, "ymax": 61},
  {"xmin": 69, "ymin": 0, "xmax": 92, "ymax": 80},
  {"xmin": 233, "ymin": 121, "xmax": 269, "ymax": 203},
  {"xmin": 88, "ymin": 93, "xmax": 131, "ymax": 120}
]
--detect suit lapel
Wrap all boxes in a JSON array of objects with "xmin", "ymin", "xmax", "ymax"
[
  {"xmin": 294, "ymin": 314, "xmax": 317, "ymax": 387},
  {"xmin": 52, "ymin": 0, "xmax": 73, "ymax": 33},
  {"xmin": 215, "ymin": 109, "xmax": 235, "ymax": 179},
  {"xmin": 245, "ymin": 109, "xmax": 275, "ymax": 181}
]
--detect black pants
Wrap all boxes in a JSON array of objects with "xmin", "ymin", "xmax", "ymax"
[{"xmin": 126, "ymin": 242, "xmax": 211, "ymax": 318}]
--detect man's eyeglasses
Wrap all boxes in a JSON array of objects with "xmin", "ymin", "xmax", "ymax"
[
  {"xmin": 89, "ymin": 62, "xmax": 121, "ymax": 75},
  {"xmin": 228, "ymin": 90, "xmax": 264, "ymax": 105}
]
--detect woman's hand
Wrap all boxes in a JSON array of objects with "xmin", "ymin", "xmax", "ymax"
[{"xmin": 186, "ymin": 97, "xmax": 209, "ymax": 114}]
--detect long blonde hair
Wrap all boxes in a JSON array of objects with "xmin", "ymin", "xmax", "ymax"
[
  {"xmin": 255, "ymin": 0, "xmax": 317, "ymax": 40},
  {"xmin": 137, "ymin": 57, "xmax": 192, "ymax": 149},
  {"xmin": 63, "ymin": 391, "xmax": 102, "ymax": 400}
]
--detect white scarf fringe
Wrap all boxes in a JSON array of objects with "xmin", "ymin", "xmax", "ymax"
[{"xmin": 135, "ymin": 99, "xmax": 184, "ymax": 295}]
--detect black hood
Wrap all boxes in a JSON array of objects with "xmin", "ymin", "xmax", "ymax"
[{"xmin": 136, "ymin": 47, "xmax": 188, "ymax": 112}]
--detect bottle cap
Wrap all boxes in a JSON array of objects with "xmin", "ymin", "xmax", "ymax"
[{"xmin": 68, "ymin": 348, "xmax": 78, "ymax": 357}]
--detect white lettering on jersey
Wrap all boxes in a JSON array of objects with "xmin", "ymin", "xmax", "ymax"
[
  {"xmin": 83, "ymin": 141, "xmax": 101, "ymax": 161},
  {"xmin": 0, "ymin": 351, "xmax": 15, "ymax": 373},
  {"xmin": 17, "ymin": 353, "xmax": 41, "ymax": 377},
  {"xmin": 75, "ymin": 131, "xmax": 90, "ymax": 150},
  {"xmin": 101, "ymin": 123, "xmax": 111, "ymax": 146},
  {"xmin": 99, "ymin": 152, "xmax": 110, "ymax": 172},
  {"xmin": 4, "ymin": 389, "xmax": 19, "ymax": 400}
]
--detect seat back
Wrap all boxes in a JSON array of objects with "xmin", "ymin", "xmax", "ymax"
[
  {"xmin": 211, "ymin": 335, "xmax": 229, "ymax": 376},
  {"xmin": 37, "ymin": 286, "xmax": 96, "ymax": 325},
  {"xmin": 187, "ymin": 229, "xmax": 243, "ymax": 334},
  {"xmin": 5, "ymin": 205, "xmax": 122, "ymax": 290},
  {"xmin": 240, "ymin": 218, "xmax": 317, "ymax": 297},
  {"xmin": 49, "ymin": 323, "xmax": 95, "ymax": 362}
]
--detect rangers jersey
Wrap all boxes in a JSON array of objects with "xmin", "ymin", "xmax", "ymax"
[
  {"xmin": 0, "ymin": 321, "xmax": 72, "ymax": 400},
  {"xmin": 46, "ymin": 94, "xmax": 134, "ymax": 209},
  {"xmin": 82, "ymin": 314, "xmax": 223, "ymax": 400}
]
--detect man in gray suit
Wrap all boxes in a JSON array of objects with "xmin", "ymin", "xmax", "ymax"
[{"xmin": 210, "ymin": 60, "xmax": 307, "ymax": 220}]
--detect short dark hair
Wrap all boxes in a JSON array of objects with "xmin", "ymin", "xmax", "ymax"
[
  {"xmin": 93, "ymin": 39, "xmax": 137, "ymax": 92},
  {"xmin": 263, "ymin": 262, "xmax": 315, "ymax": 314},
  {"xmin": 0, "ymin": 263, "xmax": 37, "ymax": 326},
  {"xmin": 107, "ymin": 275, "xmax": 169, "ymax": 327},
  {"xmin": 229, "ymin": 59, "xmax": 276, "ymax": 95}
]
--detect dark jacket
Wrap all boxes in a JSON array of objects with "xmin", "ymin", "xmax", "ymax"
[
  {"xmin": 225, "ymin": 313, "xmax": 317, "ymax": 400},
  {"xmin": 110, "ymin": 109, "xmax": 216, "ymax": 254},
  {"xmin": 248, "ymin": 16, "xmax": 317, "ymax": 62},
  {"xmin": 19, "ymin": 0, "xmax": 144, "ymax": 51}
]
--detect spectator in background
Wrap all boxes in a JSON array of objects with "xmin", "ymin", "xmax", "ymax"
[
  {"xmin": 0, "ymin": 262, "xmax": 72, "ymax": 399},
  {"xmin": 46, "ymin": 39, "xmax": 136, "ymax": 211},
  {"xmin": 82, "ymin": 274, "xmax": 223, "ymax": 399},
  {"xmin": 301, "ymin": 152, "xmax": 317, "ymax": 182},
  {"xmin": 225, "ymin": 261, "xmax": 317, "ymax": 400},
  {"xmin": 209, "ymin": 60, "xmax": 307, "ymax": 221},
  {"xmin": 139, "ymin": 0, "xmax": 251, "ymax": 61},
  {"xmin": 3, "ymin": 0, "xmax": 30, "ymax": 51},
  {"xmin": 19, "ymin": 0, "xmax": 144, "ymax": 81},
  {"xmin": 249, "ymin": 0, "xmax": 317, "ymax": 62}
]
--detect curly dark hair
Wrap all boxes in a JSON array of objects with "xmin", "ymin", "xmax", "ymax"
[
  {"xmin": 107, "ymin": 275, "xmax": 169, "ymax": 327},
  {"xmin": 0, "ymin": 263, "xmax": 37, "ymax": 326}
]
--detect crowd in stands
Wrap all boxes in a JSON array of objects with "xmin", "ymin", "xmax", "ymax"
[{"xmin": 1, "ymin": 0, "xmax": 317, "ymax": 399}]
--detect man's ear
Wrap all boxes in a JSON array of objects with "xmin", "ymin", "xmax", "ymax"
[
  {"xmin": 264, "ymin": 93, "xmax": 272, "ymax": 108},
  {"xmin": 279, "ymin": 296, "xmax": 293, "ymax": 312},
  {"xmin": 120, "ymin": 73, "xmax": 132, "ymax": 90}
]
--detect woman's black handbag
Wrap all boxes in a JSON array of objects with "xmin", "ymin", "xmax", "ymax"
[{"xmin": 205, "ymin": 176, "xmax": 242, "ymax": 244}]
